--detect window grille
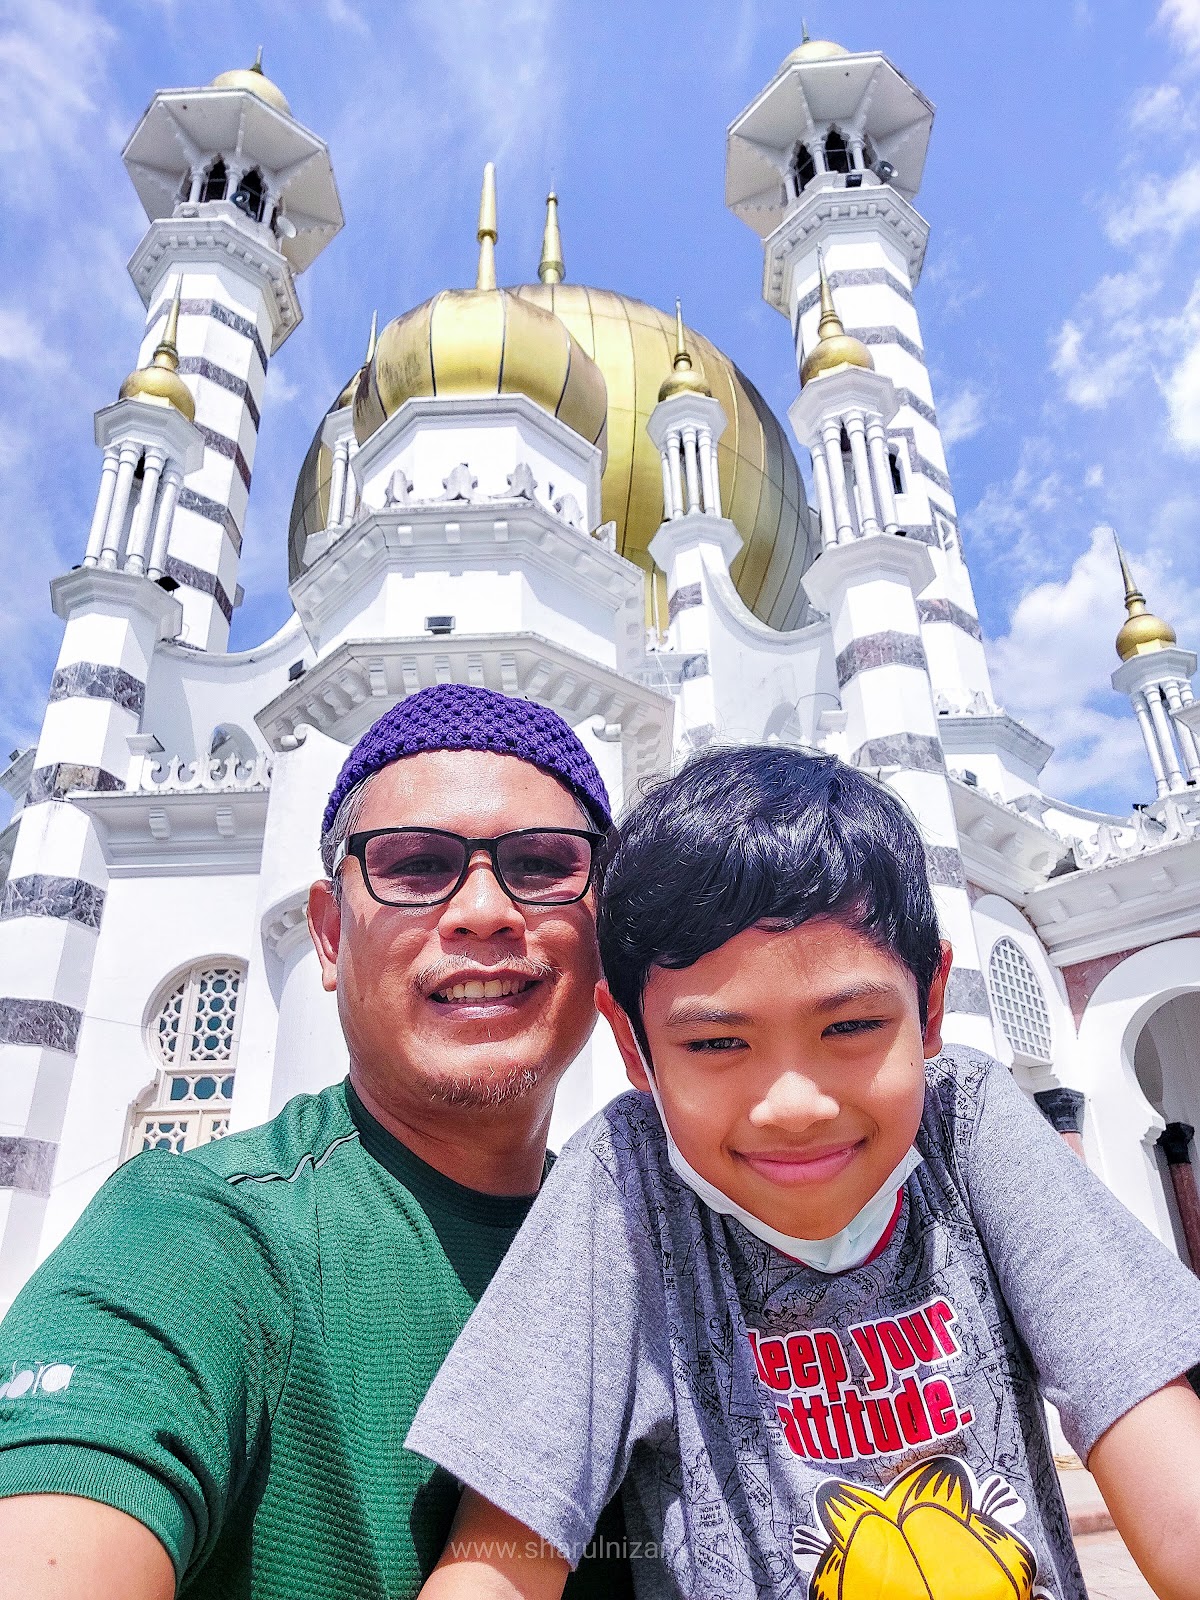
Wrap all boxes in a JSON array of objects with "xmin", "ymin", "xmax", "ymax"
[
  {"xmin": 127, "ymin": 964, "xmax": 244, "ymax": 1158},
  {"xmin": 987, "ymin": 938, "xmax": 1053, "ymax": 1065}
]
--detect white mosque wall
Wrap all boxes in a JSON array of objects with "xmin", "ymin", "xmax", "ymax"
[{"xmin": 39, "ymin": 869, "xmax": 259, "ymax": 1262}]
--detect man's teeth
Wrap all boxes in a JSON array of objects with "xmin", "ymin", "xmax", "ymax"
[{"xmin": 436, "ymin": 979, "xmax": 532, "ymax": 1001}]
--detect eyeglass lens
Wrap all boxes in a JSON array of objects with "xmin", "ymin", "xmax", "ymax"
[{"xmin": 361, "ymin": 830, "xmax": 594, "ymax": 905}]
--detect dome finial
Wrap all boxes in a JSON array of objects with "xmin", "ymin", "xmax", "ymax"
[
  {"xmin": 538, "ymin": 189, "xmax": 565, "ymax": 285},
  {"xmin": 476, "ymin": 162, "xmax": 498, "ymax": 292},
  {"xmin": 118, "ymin": 276, "xmax": 195, "ymax": 421},
  {"xmin": 1113, "ymin": 529, "xmax": 1177, "ymax": 660},
  {"xmin": 800, "ymin": 250, "xmax": 875, "ymax": 386},
  {"xmin": 802, "ymin": 17, "xmax": 810, "ymax": 42},
  {"xmin": 658, "ymin": 298, "xmax": 712, "ymax": 401},
  {"xmin": 365, "ymin": 308, "xmax": 378, "ymax": 364},
  {"xmin": 254, "ymin": 44, "xmax": 265, "ymax": 72}
]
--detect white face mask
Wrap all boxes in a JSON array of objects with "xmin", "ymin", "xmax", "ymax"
[{"xmin": 635, "ymin": 1041, "xmax": 922, "ymax": 1275}]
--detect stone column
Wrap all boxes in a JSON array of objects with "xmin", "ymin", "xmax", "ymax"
[
  {"xmin": 844, "ymin": 410, "xmax": 879, "ymax": 535},
  {"xmin": 866, "ymin": 416, "xmax": 901, "ymax": 533},
  {"xmin": 667, "ymin": 432, "xmax": 685, "ymax": 520},
  {"xmin": 1159, "ymin": 1122, "xmax": 1200, "ymax": 1274},
  {"xmin": 820, "ymin": 418, "xmax": 854, "ymax": 541},
  {"xmin": 84, "ymin": 448, "xmax": 121, "ymax": 568},
  {"xmin": 681, "ymin": 426, "xmax": 702, "ymax": 514},
  {"xmin": 1162, "ymin": 680, "xmax": 1200, "ymax": 781},
  {"xmin": 810, "ymin": 443, "xmax": 837, "ymax": 549},
  {"xmin": 147, "ymin": 466, "xmax": 183, "ymax": 581},
  {"xmin": 1133, "ymin": 692, "xmax": 1170, "ymax": 797},
  {"xmin": 1146, "ymin": 686, "xmax": 1186, "ymax": 791},
  {"xmin": 124, "ymin": 448, "xmax": 166, "ymax": 575},
  {"xmin": 99, "ymin": 444, "xmax": 141, "ymax": 570}
]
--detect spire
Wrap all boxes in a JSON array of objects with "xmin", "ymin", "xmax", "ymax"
[
  {"xmin": 799, "ymin": 251, "xmax": 874, "ymax": 386},
  {"xmin": 118, "ymin": 277, "xmax": 195, "ymax": 421},
  {"xmin": 365, "ymin": 307, "xmax": 378, "ymax": 365},
  {"xmin": 802, "ymin": 18, "xmax": 810, "ymax": 42},
  {"xmin": 658, "ymin": 299, "xmax": 712, "ymax": 402},
  {"xmin": 155, "ymin": 277, "xmax": 183, "ymax": 366},
  {"xmin": 476, "ymin": 162, "xmax": 498, "ymax": 292},
  {"xmin": 1113, "ymin": 529, "xmax": 1177, "ymax": 660},
  {"xmin": 253, "ymin": 44, "xmax": 265, "ymax": 72},
  {"xmin": 538, "ymin": 189, "xmax": 565, "ymax": 285}
]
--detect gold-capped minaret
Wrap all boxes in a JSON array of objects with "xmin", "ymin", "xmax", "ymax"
[
  {"xmin": 658, "ymin": 299, "xmax": 712, "ymax": 402},
  {"xmin": 335, "ymin": 309, "xmax": 377, "ymax": 410},
  {"xmin": 538, "ymin": 190, "xmax": 565, "ymax": 285},
  {"xmin": 476, "ymin": 162, "xmax": 498, "ymax": 291},
  {"xmin": 1114, "ymin": 532, "xmax": 1177, "ymax": 661},
  {"xmin": 799, "ymin": 252, "xmax": 874, "ymax": 386},
  {"xmin": 119, "ymin": 279, "xmax": 196, "ymax": 422}
]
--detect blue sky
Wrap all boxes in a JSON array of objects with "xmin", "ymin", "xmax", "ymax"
[{"xmin": 3, "ymin": 0, "xmax": 1200, "ymax": 817}]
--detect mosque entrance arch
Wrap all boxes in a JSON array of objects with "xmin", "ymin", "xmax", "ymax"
[{"xmin": 1133, "ymin": 993, "xmax": 1200, "ymax": 1271}]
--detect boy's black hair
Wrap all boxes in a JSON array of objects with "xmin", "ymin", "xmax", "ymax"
[{"xmin": 596, "ymin": 745, "xmax": 942, "ymax": 1051}]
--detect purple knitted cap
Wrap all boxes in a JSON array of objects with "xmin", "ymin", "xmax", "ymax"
[{"xmin": 321, "ymin": 684, "xmax": 612, "ymax": 838}]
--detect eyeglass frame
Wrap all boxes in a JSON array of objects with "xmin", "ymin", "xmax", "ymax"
[{"xmin": 331, "ymin": 825, "xmax": 607, "ymax": 909}]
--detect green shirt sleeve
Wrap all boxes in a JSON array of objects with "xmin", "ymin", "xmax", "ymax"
[{"xmin": 0, "ymin": 1151, "xmax": 297, "ymax": 1581}]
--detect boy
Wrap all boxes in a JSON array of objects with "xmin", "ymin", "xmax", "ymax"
[{"xmin": 407, "ymin": 747, "xmax": 1200, "ymax": 1600}]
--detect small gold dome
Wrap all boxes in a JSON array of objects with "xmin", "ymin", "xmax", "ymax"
[
  {"xmin": 119, "ymin": 283, "xmax": 195, "ymax": 423},
  {"xmin": 1113, "ymin": 534, "xmax": 1177, "ymax": 660},
  {"xmin": 782, "ymin": 34, "xmax": 850, "ymax": 67},
  {"xmin": 210, "ymin": 48, "xmax": 291, "ymax": 116},
  {"xmin": 356, "ymin": 288, "xmax": 607, "ymax": 457},
  {"xmin": 658, "ymin": 298, "xmax": 712, "ymax": 402},
  {"xmin": 799, "ymin": 256, "xmax": 874, "ymax": 386}
]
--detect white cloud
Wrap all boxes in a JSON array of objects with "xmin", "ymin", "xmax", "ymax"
[
  {"xmin": 939, "ymin": 385, "xmax": 985, "ymax": 447},
  {"xmin": 987, "ymin": 525, "xmax": 1200, "ymax": 805},
  {"xmin": 1159, "ymin": 0, "xmax": 1200, "ymax": 55},
  {"xmin": 1106, "ymin": 161, "xmax": 1200, "ymax": 246},
  {"xmin": 0, "ymin": 1, "xmax": 116, "ymax": 169},
  {"xmin": 1131, "ymin": 82, "xmax": 1187, "ymax": 131},
  {"xmin": 0, "ymin": 307, "xmax": 58, "ymax": 368}
]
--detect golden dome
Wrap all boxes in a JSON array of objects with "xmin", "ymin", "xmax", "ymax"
[
  {"xmin": 335, "ymin": 310, "xmax": 376, "ymax": 411},
  {"xmin": 799, "ymin": 255, "xmax": 874, "ymax": 386},
  {"xmin": 782, "ymin": 24, "xmax": 850, "ymax": 67},
  {"xmin": 291, "ymin": 286, "xmax": 812, "ymax": 625},
  {"xmin": 210, "ymin": 48, "xmax": 291, "ymax": 116},
  {"xmin": 119, "ymin": 281, "xmax": 195, "ymax": 423},
  {"xmin": 1114, "ymin": 535, "xmax": 1177, "ymax": 661},
  {"xmin": 659, "ymin": 299, "xmax": 713, "ymax": 402},
  {"xmin": 352, "ymin": 165, "xmax": 608, "ymax": 457}
]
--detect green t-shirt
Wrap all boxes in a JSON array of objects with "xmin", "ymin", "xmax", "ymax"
[{"xmin": 0, "ymin": 1080, "xmax": 632, "ymax": 1598}]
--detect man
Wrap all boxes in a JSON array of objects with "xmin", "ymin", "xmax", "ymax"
[{"xmin": 0, "ymin": 685, "xmax": 632, "ymax": 1599}]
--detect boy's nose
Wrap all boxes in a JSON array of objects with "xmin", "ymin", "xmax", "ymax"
[{"xmin": 747, "ymin": 1070, "xmax": 841, "ymax": 1130}]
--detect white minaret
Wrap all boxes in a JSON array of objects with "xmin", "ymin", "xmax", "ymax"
[
  {"xmin": 1111, "ymin": 536, "xmax": 1200, "ymax": 798},
  {"xmin": 726, "ymin": 32, "xmax": 994, "ymax": 717},
  {"xmin": 0, "ymin": 56, "xmax": 340, "ymax": 1305},
  {"xmin": 121, "ymin": 50, "xmax": 343, "ymax": 647},
  {"xmin": 647, "ymin": 303, "xmax": 743, "ymax": 755}
]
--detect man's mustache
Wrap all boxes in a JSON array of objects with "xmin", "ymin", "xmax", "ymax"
[{"xmin": 414, "ymin": 956, "xmax": 558, "ymax": 999}]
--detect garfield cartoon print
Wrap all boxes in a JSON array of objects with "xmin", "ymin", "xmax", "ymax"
[{"xmin": 793, "ymin": 1456, "xmax": 1047, "ymax": 1600}]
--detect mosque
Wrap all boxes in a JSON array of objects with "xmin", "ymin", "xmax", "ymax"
[{"xmin": 0, "ymin": 33, "xmax": 1198, "ymax": 1312}]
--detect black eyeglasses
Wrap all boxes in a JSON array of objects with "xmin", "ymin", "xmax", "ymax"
[{"xmin": 334, "ymin": 827, "xmax": 605, "ymax": 908}]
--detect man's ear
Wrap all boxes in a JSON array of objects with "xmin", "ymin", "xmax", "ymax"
[
  {"xmin": 595, "ymin": 982, "xmax": 651, "ymax": 1091},
  {"xmin": 307, "ymin": 879, "xmax": 342, "ymax": 994},
  {"xmin": 922, "ymin": 941, "xmax": 954, "ymax": 1058}
]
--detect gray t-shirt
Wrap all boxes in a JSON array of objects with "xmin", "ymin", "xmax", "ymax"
[{"xmin": 407, "ymin": 1047, "xmax": 1200, "ymax": 1599}]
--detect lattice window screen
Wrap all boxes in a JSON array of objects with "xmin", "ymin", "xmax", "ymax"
[
  {"xmin": 127, "ymin": 963, "xmax": 245, "ymax": 1159},
  {"xmin": 987, "ymin": 937, "xmax": 1053, "ymax": 1065}
]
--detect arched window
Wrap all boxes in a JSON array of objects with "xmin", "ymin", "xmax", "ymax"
[
  {"xmin": 792, "ymin": 142, "xmax": 816, "ymax": 192},
  {"xmin": 888, "ymin": 445, "xmax": 905, "ymax": 496},
  {"xmin": 987, "ymin": 938, "xmax": 1053, "ymax": 1065},
  {"xmin": 126, "ymin": 962, "xmax": 246, "ymax": 1157},
  {"xmin": 232, "ymin": 167, "xmax": 266, "ymax": 222},
  {"xmin": 199, "ymin": 158, "xmax": 228, "ymax": 203},
  {"xmin": 824, "ymin": 129, "xmax": 852, "ymax": 174}
]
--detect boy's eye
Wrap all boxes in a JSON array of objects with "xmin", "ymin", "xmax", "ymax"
[
  {"xmin": 824, "ymin": 1017, "xmax": 886, "ymax": 1038},
  {"xmin": 683, "ymin": 1036, "xmax": 746, "ymax": 1053}
]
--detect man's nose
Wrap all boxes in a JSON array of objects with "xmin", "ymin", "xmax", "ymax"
[
  {"xmin": 436, "ymin": 851, "xmax": 527, "ymax": 940},
  {"xmin": 746, "ymin": 1069, "xmax": 840, "ymax": 1131}
]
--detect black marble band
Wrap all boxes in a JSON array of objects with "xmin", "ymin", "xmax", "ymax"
[
  {"xmin": 894, "ymin": 386, "xmax": 938, "ymax": 427},
  {"xmin": 903, "ymin": 524, "xmax": 939, "ymax": 547},
  {"xmin": 49, "ymin": 662, "xmax": 144, "ymax": 716},
  {"xmin": 27, "ymin": 763, "xmax": 124, "ymax": 805},
  {"xmin": 795, "ymin": 265, "xmax": 914, "ymax": 323},
  {"xmin": 1034, "ymin": 1088, "xmax": 1086, "ymax": 1135},
  {"xmin": 887, "ymin": 426, "xmax": 953, "ymax": 496},
  {"xmin": 852, "ymin": 732, "xmax": 945, "ymax": 774},
  {"xmin": 195, "ymin": 422, "xmax": 252, "ymax": 492},
  {"xmin": 0, "ymin": 1136, "xmax": 58, "ymax": 1197},
  {"xmin": 0, "ymin": 997, "xmax": 81, "ymax": 1054},
  {"xmin": 177, "ymin": 356, "xmax": 262, "ymax": 431},
  {"xmin": 917, "ymin": 597, "xmax": 983, "ymax": 643},
  {"xmin": 0, "ymin": 874, "xmax": 106, "ymax": 930},
  {"xmin": 178, "ymin": 485, "xmax": 243, "ymax": 551},
  {"xmin": 853, "ymin": 325, "xmax": 927, "ymax": 365},
  {"xmin": 944, "ymin": 967, "xmax": 991, "ymax": 1018},
  {"xmin": 668, "ymin": 582, "xmax": 703, "ymax": 623},
  {"xmin": 926, "ymin": 845, "xmax": 966, "ymax": 889},
  {"xmin": 836, "ymin": 630, "xmax": 928, "ymax": 688},
  {"xmin": 163, "ymin": 556, "xmax": 235, "ymax": 623},
  {"xmin": 680, "ymin": 653, "xmax": 710, "ymax": 682},
  {"xmin": 178, "ymin": 297, "xmax": 269, "ymax": 370}
]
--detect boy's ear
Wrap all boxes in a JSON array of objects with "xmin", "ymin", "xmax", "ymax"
[
  {"xmin": 595, "ymin": 982, "xmax": 652, "ymax": 1091},
  {"xmin": 921, "ymin": 941, "xmax": 954, "ymax": 1058}
]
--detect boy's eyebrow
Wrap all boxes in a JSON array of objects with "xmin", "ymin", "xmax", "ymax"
[{"xmin": 663, "ymin": 980, "xmax": 902, "ymax": 1029}]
